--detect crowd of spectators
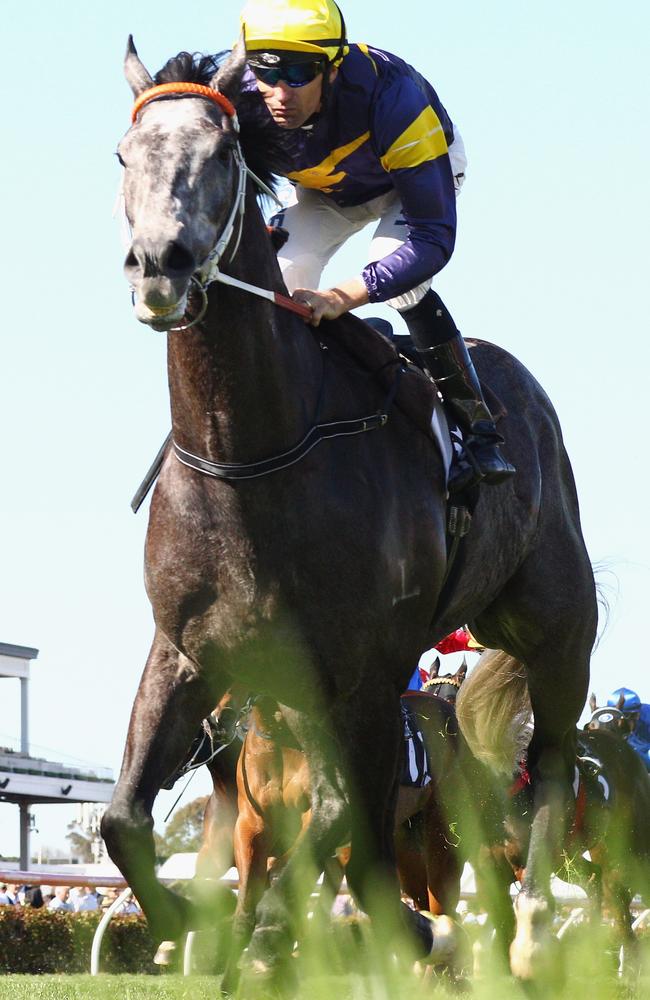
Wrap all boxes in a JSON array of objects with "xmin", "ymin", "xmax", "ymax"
[{"xmin": 0, "ymin": 881, "xmax": 140, "ymax": 914}]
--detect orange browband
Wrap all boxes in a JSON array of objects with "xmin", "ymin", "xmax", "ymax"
[{"xmin": 131, "ymin": 83, "xmax": 236, "ymax": 123}]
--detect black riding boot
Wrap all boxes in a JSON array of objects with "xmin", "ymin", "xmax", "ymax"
[{"xmin": 401, "ymin": 291, "xmax": 516, "ymax": 492}]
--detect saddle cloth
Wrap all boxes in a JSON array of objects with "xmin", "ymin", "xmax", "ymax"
[{"xmin": 400, "ymin": 701, "xmax": 432, "ymax": 788}]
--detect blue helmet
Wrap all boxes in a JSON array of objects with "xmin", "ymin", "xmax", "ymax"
[{"xmin": 607, "ymin": 687, "xmax": 641, "ymax": 714}]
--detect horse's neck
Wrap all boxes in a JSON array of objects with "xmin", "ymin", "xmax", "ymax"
[{"xmin": 167, "ymin": 192, "xmax": 322, "ymax": 463}]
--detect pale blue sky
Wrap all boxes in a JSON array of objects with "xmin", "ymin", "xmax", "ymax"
[{"xmin": 1, "ymin": 0, "xmax": 648, "ymax": 856}]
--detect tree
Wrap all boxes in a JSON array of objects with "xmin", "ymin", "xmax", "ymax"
[
  {"xmin": 156, "ymin": 796, "xmax": 208, "ymax": 860},
  {"xmin": 65, "ymin": 824, "xmax": 94, "ymax": 863}
]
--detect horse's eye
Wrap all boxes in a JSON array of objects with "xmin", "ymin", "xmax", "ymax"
[{"xmin": 115, "ymin": 151, "xmax": 126, "ymax": 168}]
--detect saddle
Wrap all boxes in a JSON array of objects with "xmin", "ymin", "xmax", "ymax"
[
  {"xmin": 320, "ymin": 316, "xmax": 507, "ymax": 435},
  {"xmin": 317, "ymin": 312, "xmax": 437, "ymax": 440}
]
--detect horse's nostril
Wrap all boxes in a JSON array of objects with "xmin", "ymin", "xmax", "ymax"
[
  {"xmin": 164, "ymin": 241, "xmax": 196, "ymax": 276},
  {"xmin": 124, "ymin": 249, "xmax": 139, "ymax": 270}
]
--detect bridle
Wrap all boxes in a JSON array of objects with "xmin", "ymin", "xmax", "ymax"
[
  {"xmin": 422, "ymin": 675, "xmax": 464, "ymax": 696},
  {"xmin": 127, "ymin": 81, "xmax": 403, "ymax": 486},
  {"xmin": 587, "ymin": 705, "xmax": 630, "ymax": 732},
  {"xmin": 129, "ymin": 82, "xmax": 312, "ymax": 330}
]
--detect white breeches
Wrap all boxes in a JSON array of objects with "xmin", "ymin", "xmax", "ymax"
[{"xmin": 275, "ymin": 128, "xmax": 467, "ymax": 312}]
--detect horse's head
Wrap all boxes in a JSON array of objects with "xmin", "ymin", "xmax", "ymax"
[
  {"xmin": 586, "ymin": 692, "xmax": 634, "ymax": 736},
  {"xmin": 118, "ymin": 38, "xmax": 247, "ymax": 330},
  {"xmin": 211, "ymin": 681, "xmax": 254, "ymax": 745},
  {"xmin": 422, "ymin": 655, "xmax": 468, "ymax": 704}
]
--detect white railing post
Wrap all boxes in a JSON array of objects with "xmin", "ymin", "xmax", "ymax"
[
  {"xmin": 90, "ymin": 887, "xmax": 133, "ymax": 975},
  {"xmin": 183, "ymin": 931, "xmax": 196, "ymax": 976}
]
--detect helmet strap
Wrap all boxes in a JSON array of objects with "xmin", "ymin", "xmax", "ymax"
[{"xmin": 330, "ymin": 2, "xmax": 347, "ymax": 66}]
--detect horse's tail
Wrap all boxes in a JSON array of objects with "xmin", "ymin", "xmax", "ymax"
[{"xmin": 456, "ymin": 649, "xmax": 532, "ymax": 775}]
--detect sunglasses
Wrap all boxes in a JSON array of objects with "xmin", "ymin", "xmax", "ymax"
[{"xmin": 250, "ymin": 60, "xmax": 324, "ymax": 88}]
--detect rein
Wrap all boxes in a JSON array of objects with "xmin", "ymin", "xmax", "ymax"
[{"xmin": 161, "ymin": 695, "xmax": 255, "ymax": 823}]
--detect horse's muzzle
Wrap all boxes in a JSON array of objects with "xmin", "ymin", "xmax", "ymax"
[{"xmin": 126, "ymin": 237, "xmax": 197, "ymax": 330}]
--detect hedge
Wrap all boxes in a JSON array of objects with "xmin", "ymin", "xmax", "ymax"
[{"xmin": 0, "ymin": 908, "xmax": 159, "ymax": 974}]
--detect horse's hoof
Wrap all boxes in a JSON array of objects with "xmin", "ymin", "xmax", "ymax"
[
  {"xmin": 248, "ymin": 958, "xmax": 273, "ymax": 977},
  {"xmin": 239, "ymin": 956, "xmax": 298, "ymax": 998},
  {"xmin": 509, "ymin": 894, "xmax": 557, "ymax": 981},
  {"xmin": 153, "ymin": 940, "xmax": 177, "ymax": 966},
  {"xmin": 419, "ymin": 913, "xmax": 460, "ymax": 966}
]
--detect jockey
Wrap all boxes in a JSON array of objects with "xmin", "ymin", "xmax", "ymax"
[
  {"xmin": 239, "ymin": 0, "xmax": 515, "ymax": 493},
  {"xmin": 434, "ymin": 626, "xmax": 483, "ymax": 657},
  {"xmin": 607, "ymin": 687, "xmax": 650, "ymax": 771}
]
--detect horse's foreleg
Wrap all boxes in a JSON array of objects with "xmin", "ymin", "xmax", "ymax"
[
  {"xmin": 196, "ymin": 780, "xmax": 238, "ymax": 880},
  {"xmin": 221, "ymin": 806, "xmax": 269, "ymax": 995},
  {"xmin": 395, "ymin": 823, "xmax": 429, "ymax": 910},
  {"xmin": 602, "ymin": 875, "xmax": 638, "ymax": 977},
  {"xmin": 421, "ymin": 793, "xmax": 462, "ymax": 918},
  {"xmin": 344, "ymin": 702, "xmax": 457, "ymax": 968},
  {"xmin": 101, "ymin": 630, "xmax": 228, "ymax": 943},
  {"xmin": 243, "ymin": 713, "xmax": 349, "ymax": 982}
]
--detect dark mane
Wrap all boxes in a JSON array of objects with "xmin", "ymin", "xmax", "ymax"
[
  {"xmin": 154, "ymin": 50, "xmax": 221, "ymax": 87},
  {"xmin": 154, "ymin": 50, "xmax": 293, "ymax": 189}
]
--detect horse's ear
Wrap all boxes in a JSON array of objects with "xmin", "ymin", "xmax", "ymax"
[
  {"xmin": 589, "ymin": 692, "xmax": 597, "ymax": 713},
  {"xmin": 457, "ymin": 658, "xmax": 468, "ymax": 681},
  {"xmin": 617, "ymin": 692, "xmax": 626, "ymax": 711},
  {"xmin": 124, "ymin": 35, "xmax": 154, "ymax": 98},
  {"xmin": 430, "ymin": 656, "xmax": 440, "ymax": 678},
  {"xmin": 210, "ymin": 37, "xmax": 247, "ymax": 104}
]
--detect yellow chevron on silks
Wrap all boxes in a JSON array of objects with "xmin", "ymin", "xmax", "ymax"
[
  {"xmin": 380, "ymin": 106, "xmax": 448, "ymax": 172},
  {"xmin": 287, "ymin": 131, "xmax": 371, "ymax": 191}
]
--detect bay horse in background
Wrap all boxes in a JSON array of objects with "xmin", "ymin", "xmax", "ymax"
[
  {"xmin": 457, "ymin": 651, "xmax": 650, "ymax": 969},
  {"xmin": 194, "ymin": 687, "xmax": 251, "ymax": 882},
  {"xmin": 102, "ymin": 38, "xmax": 597, "ymax": 986},
  {"xmin": 221, "ymin": 689, "xmax": 504, "ymax": 991}
]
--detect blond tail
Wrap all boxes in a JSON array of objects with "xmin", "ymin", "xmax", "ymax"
[{"xmin": 455, "ymin": 649, "xmax": 532, "ymax": 775}]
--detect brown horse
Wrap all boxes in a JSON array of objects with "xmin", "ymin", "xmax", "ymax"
[
  {"xmin": 221, "ymin": 690, "xmax": 497, "ymax": 991},
  {"xmin": 102, "ymin": 40, "xmax": 597, "ymax": 985}
]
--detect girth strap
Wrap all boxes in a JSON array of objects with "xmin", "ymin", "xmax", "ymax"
[
  {"xmin": 173, "ymin": 364, "xmax": 404, "ymax": 482},
  {"xmin": 173, "ymin": 411, "xmax": 389, "ymax": 481}
]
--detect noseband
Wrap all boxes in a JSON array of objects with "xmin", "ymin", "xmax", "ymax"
[{"xmin": 129, "ymin": 82, "xmax": 310, "ymax": 329}]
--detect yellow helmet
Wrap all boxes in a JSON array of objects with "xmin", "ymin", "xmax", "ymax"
[{"xmin": 240, "ymin": 0, "xmax": 348, "ymax": 65}]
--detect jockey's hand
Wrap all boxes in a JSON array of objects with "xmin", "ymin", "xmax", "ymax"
[{"xmin": 293, "ymin": 277, "xmax": 369, "ymax": 327}]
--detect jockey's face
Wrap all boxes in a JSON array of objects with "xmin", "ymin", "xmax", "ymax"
[{"xmin": 255, "ymin": 66, "xmax": 338, "ymax": 129}]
